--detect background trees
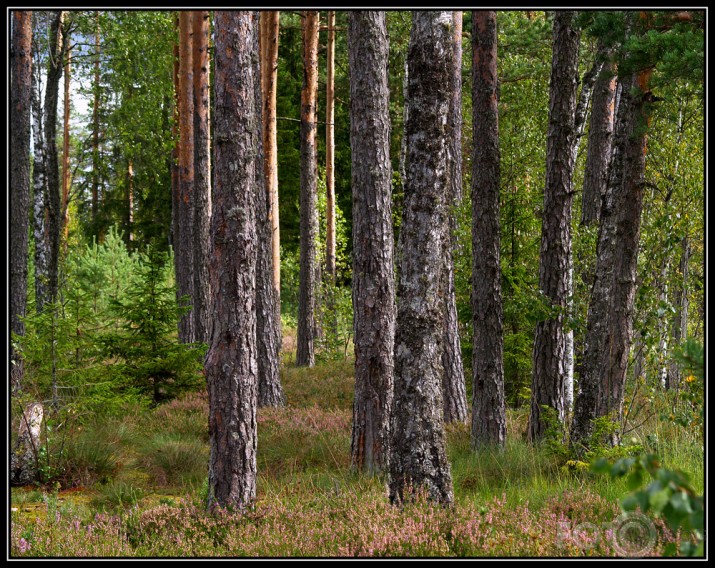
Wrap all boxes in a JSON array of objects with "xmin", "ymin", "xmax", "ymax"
[{"xmin": 8, "ymin": 9, "xmax": 704, "ymax": 520}]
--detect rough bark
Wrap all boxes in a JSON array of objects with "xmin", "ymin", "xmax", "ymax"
[
  {"xmin": 348, "ymin": 11, "xmax": 395, "ymax": 474},
  {"xmin": 193, "ymin": 10, "xmax": 212, "ymax": 345},
  {"xmin": 528, "ymin": 11, "xmax": 580, "ymax": 442},
  {"xmin": 45, "ymin": 11, "xmax": 66, "ymax": 306},
  {"xmin": 92, "ymin": 11, "xmax": 100, "ymax": 226},
  {"xmin": 171, "ymin": 13, "xmax": 179, "ymax": 259},
  {"xmin": 581, "ymin": 47, "xmax": 616, "ymax": 227},
  {"xmin": 325, "ymin": 10, "xmax": 337, "ymax": 281},
  {"xmin": 176, "ymin": 11, "xmax": 195, "ymax": 343},
  {"xmin": 253, "ymin": 11, "xmax": 284, "ymax": 408},
  {"xmin": 471, "ymin": 10, "xmax": 506, "ymax": 446},
  {"xmin": 442, "ymin": 10, "xmax": 468, "ymax": 424},
  {"xmin": 296, "ymin": 11, "xmax": 319, "ymax": 367},
  {"xmin": 61, "ymin": 43, "xmax": 71, "ymax": 242},
  {"xmin": 31, "ymin": 21, "xmax": 50, "ymax": 314},
  {"xmin": 11, "ymin": 403, "xmax": 43, "ymax": 485},
  {"xmin": 10, "ymin": 10, "xmax": 32, "ymax": 394},
  {"xmin": 389, "ymin": 11, "xmax": 454, "ymax": 506},
  {"xmin": 262, "ymin": 11, "xmax": 281, "ymax": 320},
  {"xmin": 206, "ymin": 11, "xmax": 258, "ymax": 510},
  {"xmin": 571, "ymin": 71, "xmax": 651, "ymax": 447}
]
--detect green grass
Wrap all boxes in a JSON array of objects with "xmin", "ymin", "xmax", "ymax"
[{"xmin": 10, "ymin": 336, "xmax": 704, "ymax": 557}]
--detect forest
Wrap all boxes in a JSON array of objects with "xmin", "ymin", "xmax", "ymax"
[{"xmin": 9, "ymin": 10, "xmax": 704, "ymax": 558}]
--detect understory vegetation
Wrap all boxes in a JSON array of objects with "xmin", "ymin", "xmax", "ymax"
[{"xmin": 10, "ymin": 338, "xmax": 703, "ymax": 557}]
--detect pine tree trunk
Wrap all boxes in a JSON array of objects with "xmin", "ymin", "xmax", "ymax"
[
  {"xmin": 528, "ymin": 11, "xmax": 580, "ymax": 442},
  {"xmin": 571, "ymin": 69, "xmax": 651, "ymax": 447},
  {"xmin": 176, "ymin": 11, "xmax": 195, "ymax": 342},
  {"xmin": 253, "ymin": 11, "xmax": 284, "ymax": 408},
  {"xmin": 171, "ymin": 13, "xmax": 179, "ymax": 258},
  {"xmin": 325, "ymin": 10, "xmax": 337, "ymax": 281},
  {"xmin": 389, "ymin": 11, "xmax": 454, "ymax": 506},
  {"xmin": 262, "ymin": 11, "xmax": 281, "ymax": 324},
  {"xmin": 206, "ymin": 11, "xmax": 258, "ymax": 510},
  {"xmin": 10, "ymin": 10, "xmax": 32, "ymax": 394},
  {"xmin": 296, "ymin": 10, "xmax": 319, "ymax": 367},
  {"xmin": 581, "ymin": 46, "xmax": 616, "ymax": 227},
  {"xmin": 92, "ymin": 11, "xmax": 100, "ymax": 227},
  {"xmin": 348, "ymin": 11, "xmax": 395, "ymax": 474},
  {"xmin": 31, "ymin": 21, "xmax": 49, "ymax": 314},
  {"xmin": 45, "ymin": 11, "xmax": 66, "ymax": 305},
  {"xmin": 192, "ymin": 10, "xmax": 211, "ymax": 345},
  {"xmin": 61, "ymin": 43, "xmax": 71, "ymax": 243},
  {"xmin": 471, "ymin": 10, "xmax": 506, "ymax": 446},
  {"xmin": 442, "ymin": 10, "xmax": 468, "ymax": 424}
]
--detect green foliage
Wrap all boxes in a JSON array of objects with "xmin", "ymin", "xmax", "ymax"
[
  {"xmin": 101, "ymin": 247, "xmax": 205, "ymax": 404},
  {"xmin": 592, "ymin": 453, "xmax": 704, "ymax": 556}
]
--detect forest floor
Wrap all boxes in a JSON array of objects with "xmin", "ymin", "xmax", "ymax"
[{"xmin": 10, "ymin": 335, "xmax": 703, "ymax": 557}]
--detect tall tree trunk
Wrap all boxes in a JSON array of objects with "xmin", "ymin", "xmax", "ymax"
[
  {"xmin": 348, "ymin": 11, "xmax": 395, "ymax": 474},
  {"xmin": 45, "ymin": 10, "xmax": 66, "ymax": 306},
  {"xmin": 296, "ymin": 10, "xmax": 319, "ymax": 367},
  {"xmin": 581, "ymin": 45, "xmax": 616, "ymax": 227},
  {"xmin": 126, "ymin": 159, "xmax": 134, "ymax": 243},
  {"xmin": 668, "ymin": 236, "xmax": 690, "ymax": 390},
  {"xmin": 171, "ymin": 14, "xmax": 179, "ymax": 257},
  {"xmin": 176, "ymin": 11, "xmax": 195, "ymax": 342},
  {"xmin": 442, "ymin": 10, "xmax": 468, "ymax": 424},
  {"xmin": 389, "ymin": 11, "xmax": 454, "ymax": 506},
  {"xmin": 262, "ymin": 11, "xmax": 281, "ymax": 324},
  {"xmin": 92, "ymin": 11, "xmax": 100, "ymax": 227},
  {"xmin": 253, "ymin": 11, "xmax": 284, "ymax": 408},
  {"xmin": 61, "ymin": 43, "xmax": 71, "ymax": 243},
  {"xmin": 193, "ymin": 10, "xmax": 211, "ymax": 345},
  {"xmin": 528, "ymin": 11, "xmax": 580, "ymax": 442},
  {"xmin": 206, "ymin": 11, "xmax": 258, "ymax": 510},
  {"xmin": 31, "ymin": 18, "xmax": 49, "ymax": 314},
  {"xmin": 325, "ymin": 10, "xmax": 337, "ymax": 281},
  {"xmin": 657, "ymin": 257, "xmax": 670, "ymax": 388},
  {"xmin": 471, "ymin": 10, "xmax": 506, "ymax": 446},
  {"xmin": 571, "ymin": 68, "xmax": 652, "ymax": 448},
  {"xmin": 564, "ymin": 48, "xmax": 599, "ymax": 413},
  {"xmin": 10, "ymin": 10, "xmax": 32, "ymax": 394}
]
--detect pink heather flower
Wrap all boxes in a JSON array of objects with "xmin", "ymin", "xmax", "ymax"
[{"xmin": 18, "ymin": 538, "xmax": 30, "ymax": 554}]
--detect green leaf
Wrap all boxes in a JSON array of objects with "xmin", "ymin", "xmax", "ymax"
[
  {"xmin": 648, "ymin": 488, "xmax": 670, "ymax": 513},
  {"xmin": 627, "ymin": 468, "xmax": 644, "ymax": 491},
  {"xmin": 591, "ymin": 457, "xmax": 611, "ymax": 474}
]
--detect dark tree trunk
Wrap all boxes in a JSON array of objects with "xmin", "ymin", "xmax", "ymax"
[
  {"xmin": 471, "ymin": 10, "xmax": 506, "ymax": 446},
  {"xmin": 31, "ymin": 20, "xmax": 49, "ymax": 314},
  {"xmin": 192, "ymin": 10, "xmax": 212, "ymax": 345},
  {"xmin": 176, "ymin": 11, "xmax": 195, "ymax": 343},
  {"xmin": 92, "ymin": 11, "xmax": 100, "ymax": 227},
  {"xmin": 45, "ymin": 11, "xmax": 66, "ymax": 306},
  {"xmin": 348, "ymin": 11, "xmax": 395, "ymax": 474},
  {"xmin": 296, "ymin": 10, "xmax": 319, "ymax": 367},
  {"xmin": 253, "ymin": 11, "xmax": 284, "ymax": 408},
  {"xmin": 442, "ymin": 10, "xmax": 468, "ymax": 424},
  {"xmin": 61, "ymin": 42, "xmax": 71, "ymax": 244},
  {"xmin": 581, "ymin": 46, "xmax": 616, "ymax": 227},
  {"xmin": 10, "ymin": 10, "xmax": 32, "ymax": 394},
  {"xmin": 571, "ymin": 70, "xmax": 651, "ymax": 448},
  {"xmin": 206, "ymin": 10, "xmax": 258, "ymax": 510},
  {"xmin": 389, "ymin": 11, "xmax": 454, "ymax": 506},
  {"xmin": 528, "ymin": 11, "xmax": 580, "ymax": 442}
]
